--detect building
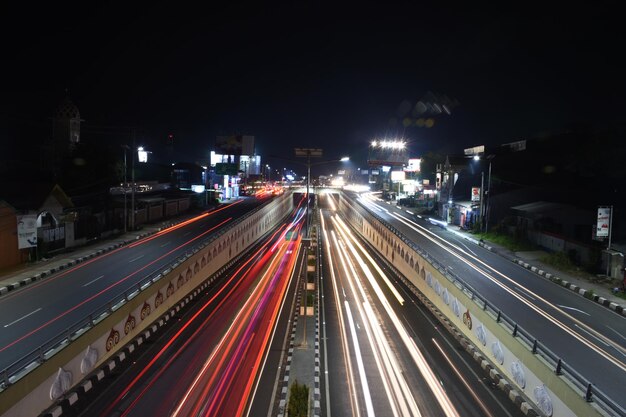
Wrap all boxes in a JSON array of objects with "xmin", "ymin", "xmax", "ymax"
[{"xmin": 210, "ymin": 135, "xmax": 261, "ymax": 199}]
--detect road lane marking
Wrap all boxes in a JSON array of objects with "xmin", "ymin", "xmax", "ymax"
[
  {"xmin": 183, "ymin": 232, "xmax": 191, "ymax": 236},
  {"xmin": 514, "ymin": 286, "xmax": 537, "ymax": 301},
  {"xmin": 606, "ymin": 326, "xmax": 626, "ymax": 344},
  {"xmin": 405, "ymin": 210, "xmax": 414, "ymax": 215},
  {"xmin": 129, "ymin": 255, "xmax": 144, "ymax": 263},
  {"xmin": 575, "ymin": 324, "xmax": 609, "ymax": 346},
  {"xmin": 456, "ymin": 240, "xmax": 477, "ymax": 256},
  {"xmin": 160, "ymin": 241, "xmax": 171, "ymax": 247},
  {"xmin": 558, "ymin": 305, "xmax": 590, "ymax": 316},
  {"xmin": 83, "ymin": 275, "xmax": 104, "ymax": 287},
  {"xmin": 4, "ymin": 308, "xmax": 42, "ymax": 328}
]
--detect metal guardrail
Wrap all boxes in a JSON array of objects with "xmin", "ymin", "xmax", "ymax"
[
  {"xmin": 345, "ymin": 194, "xmax": 626, "ymax": 417},
  {"xmin": 0, "ymin": 196, "xmax": 280, "ymax": 392}
]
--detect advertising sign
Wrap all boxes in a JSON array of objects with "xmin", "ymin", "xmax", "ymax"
[
  {"xmin": 596, "ymin": 207, "xmax": 611, "ymax": 237},
  {"xmin": 471, "ymin": 187, "xmax": 481, "ymax": 202},
  {"xmin": 405, "ymin": 158, "xmax": 421, "ymax": 172},
  {"xmin": 391, "ymin": 171, "xmax": 405, "ymax": 181},
  {"xmin": 17, "ymin": 215, "xmax": 37, "ymax": 249}
]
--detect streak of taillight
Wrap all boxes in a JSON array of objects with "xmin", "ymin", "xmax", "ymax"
[
  {"xmin": 0, "ymin": 217, "xmax": 232, "ymax": 354},
  {"xmin": 175, "ymin": 240, "xmax": 289, "ymax": 416},
  {"xmin": 237, "ymin": 237, "xmax": 300, "ymax": 416},
  {"xmin": 127, "ymin": 200, "xmax": 242, "ymax": 248}
]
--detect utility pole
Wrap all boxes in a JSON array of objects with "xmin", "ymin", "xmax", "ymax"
[
  {"xmin": 607, "ymin": 205, "xmax": 614, "ymax": 277},
  {"xmin": 131, "ymin": 129, "xmax": 136, "ymax": 231},
  {"xmin": 479, "ymin": 170, "xmax": 484, "ymax": 232},
  {"xmin": 294, "ymin": 148, "xmax": 323, "ymax": 238},
  {"xmin": 123, "ymin": 146, "xmax": 128, "ymax": 233},
  {"xmin": 484, "ymin": 158, "xmax": 492, "ymax": 232}
]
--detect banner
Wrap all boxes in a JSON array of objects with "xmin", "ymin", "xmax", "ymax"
[
  {"xmin": 596, "ymin": 207, "xmax": 611, "ymax": 237},
  {"xmin": 471, "ymin": 187, "xmax": 481, "ymax": 202},
  {"xmin": 17, "ymin": 215, "xmax": 38, "ymax": 249}
]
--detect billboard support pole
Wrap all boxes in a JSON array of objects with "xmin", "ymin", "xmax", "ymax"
[{"xmin": 607, "ymin": 205, "xmax": 613, "ymax": 277}]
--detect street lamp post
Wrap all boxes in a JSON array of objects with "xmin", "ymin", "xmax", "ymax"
[
  {"xmin": 122, "ymin": 145, "xmax": 129, "ymax": 233},
  {"xmin": 485, "ymin": 157, "xmax": 493, "ymax": 232}
]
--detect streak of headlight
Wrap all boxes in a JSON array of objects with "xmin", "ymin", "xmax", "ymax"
[
  {"xmin": 332, "ymin": 219, "xmax": 419, "ymax": 416},
  {"xmin": 364, "ymin": 301, "xmax": 421, "ymax": 417},
  {"xmin": 344, "ymin": 300, "xmax": 377, "ymax": 417},
  {"xmin": 321, "ymin": 215, "xmax": 361, "ymax": 417},
  {"xmin": 327, "ymin": 193, "xmax": 337, "ymax": 211},
  {"xmin": 332, "ymin": 229, "xmax": 388, "ymax": 417},
  {"xmin": 332, "ymin": 215, "xmax": 460, "ymax": 417},
  {"xmin": 331, "ymin": 216, "xmax": 404, "ymax": 305},
  {"xmin": 388, "ymin": 211, "xmax": 626, "ymax": 369},
  {"xmin": 431, "ymin": 338, "xmax": 496, "ymax": 417}
]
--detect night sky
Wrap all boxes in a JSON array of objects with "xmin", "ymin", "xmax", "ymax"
[{"xmin": 2, "ymin": 2, "xmax": 624, "ymax": 172}]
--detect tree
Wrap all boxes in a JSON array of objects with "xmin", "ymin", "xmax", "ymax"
[{"xmin": 288, "ymin": 380, "xmax": 309, "ymax": 417}]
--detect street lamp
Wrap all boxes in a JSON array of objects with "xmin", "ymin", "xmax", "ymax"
[{"xmin": 293, "ymin": 148, "xmax": 349, "ymax": 237}]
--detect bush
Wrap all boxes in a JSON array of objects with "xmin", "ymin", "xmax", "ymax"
[
  {"xmin": 540, "ymin": 252, "xmax": 575, "ymax": 270},
  {"xmin": 288, "ymin": 380, "xmax": 309, "ymax": 417},
  {"xmin": 306, "ymin": 292, "xmax": 315, "ymax": 307}
]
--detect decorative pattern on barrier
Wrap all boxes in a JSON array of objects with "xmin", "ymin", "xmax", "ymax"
[
  {"xmin": 342, "ymin": 193, "xmax": 625, "ymax": 417},
  {"xmin": 0, "ymin": 195, "xmax": 290, "ymax": 398}
]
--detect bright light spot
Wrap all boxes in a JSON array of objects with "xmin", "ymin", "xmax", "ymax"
[{"xmin": 331, "ymin": 177, "xmax": 344, "ymax": 187}]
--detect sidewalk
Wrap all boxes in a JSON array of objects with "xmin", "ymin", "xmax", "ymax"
[
  {"xmin": 447, "ymin": 226, "xmax": 626, "ymax": 316},
  {"xmin": 0, "ymin": 206, "xmax": 217, "ymax": 296}
]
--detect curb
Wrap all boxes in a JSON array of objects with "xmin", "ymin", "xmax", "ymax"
[
  {"xmin": 450, "ymin": 229, "xmax": 626, "ymax": 317},
  {"xmin": 0, "ymin": 217, "xmax": 193, "ymax": 296},
  {"xmin": 510, "ymin": 257, "xmax": 626, "ymax": 317},
  {"xmin": 277, "ymin": 257, "xmax": 321, "ymax": 417}
]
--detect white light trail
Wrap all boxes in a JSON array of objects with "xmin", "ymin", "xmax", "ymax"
[
  {"xmin": 387, "ymin": 211, "xmax": 626, "ymax": 368},
  {"xmin": 331, "ymin": 214, "xmax": 461, "ymax": 417}
]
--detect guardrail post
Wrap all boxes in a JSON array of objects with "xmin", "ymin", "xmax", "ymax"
[
  {"xmin": 38, "ymin": 346, "xmax": 45, "ymax": 363},
  {"xmin": 556, "ymin": 359, "xmax": 562, "ymax": 375},
  {"xmin": 496, "ymin": 310, "xmax": 501, "ymax": 323},
  {"xmin": 585, "ymin": 383, "xmax": 593, "ymax": 402},
  {"xmin": 1, "ymin": 369, "xmax": 8, "ymax": 388},
  {"xmin": 532, "ymin": 339, "xmax": 538, "ymax": 354},
  {"xmin": 483, "ymin": 301, "xmax": 488, "ymax": 311},
  {"xmin": 512, "ymin": 323, "xmax": 518, "ymax": 337}
]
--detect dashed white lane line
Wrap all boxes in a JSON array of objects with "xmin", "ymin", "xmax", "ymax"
[
  {"xmin": 558, "ymin": 304, "xmax": 590, "ymax": 316},
  {"xmin": 129, "ymin": 255, "xmax": 144, "ymax": 263},
  {"xmin": 83, "ymin": 275, "xmax": 104, "ymax": 287},
  {"xmin": 514, "ymin": 286, "xmax": 537, "ymax": 301},
  {"xmin": 4, "ymin": 308, "xmax": 42, "ymax": 328},
  {"xmin": 160, "ymin": 241, "xmax": 171, "ymax": 247}
]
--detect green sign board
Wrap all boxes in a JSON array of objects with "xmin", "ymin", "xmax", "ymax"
[{"xmin": 215, "ymin": 163, "xmax": 239, "ymax": 176}]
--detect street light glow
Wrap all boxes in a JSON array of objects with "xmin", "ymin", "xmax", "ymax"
[
  {"xmin": 371, "ymin": 140, "xmax": 406, "ymax": 149},
  {"xmin": 340, "ymin": 156, "xmax": 350, "ymax": 162}
]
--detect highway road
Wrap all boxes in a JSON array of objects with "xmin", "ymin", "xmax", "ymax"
[
  {"xmin": 0, "ymin": 195, "xmax": 271, "ymax": 377},
  {"xmin": 74, "ymin": 201, "xmax": 305, "ymax": 417},
  {"xmin": 348, "ymin": 192, "xmax": 626, "ymax": 411},
  {"xmin": 318, "ymin": 194, "xmax": 524, "ymax": 417}
]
